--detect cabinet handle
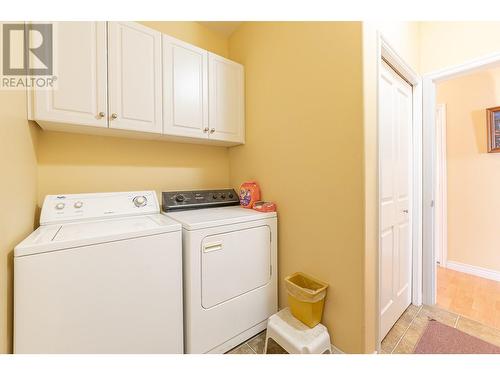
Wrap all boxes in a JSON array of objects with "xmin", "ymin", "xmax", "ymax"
[
  {"xmin": 111, "ymin": 113, "xmax": 118, "ymax": 120},
  {"xmin": 210, "ymin": 128, "xmax": 215, "ymax": 134},
  {"xmin": 98, "ymin": 111, "xmax": 105, "ymax": 119},
  {"xmin": 203, "ymin": 127, "xmax": 209, "ymax": 133}
]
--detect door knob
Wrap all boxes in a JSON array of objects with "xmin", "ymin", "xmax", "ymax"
[
  {"xmin": 210, "ymin": 128, "xmax": 215, "ymax": 134},
  {"xmin": 403, "ymin": 209, "xmax": 409, "ymax": 213},
  {"xmin": 203, "ymin": 127, "xmax": 209, "ymax": 133},
  {"xmin": 111, "ymin": 113, "xmax": 118, "ymax": 120},
  {"xmin": 98, "ymin": 111, "xmax": 105, "ymax": 118}
]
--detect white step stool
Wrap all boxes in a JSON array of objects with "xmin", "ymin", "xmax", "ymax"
[{"xmin": 264, "ymin": 308, "xmax": 332, "ymax": 354}]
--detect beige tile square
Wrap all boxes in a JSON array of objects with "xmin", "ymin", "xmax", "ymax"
[
  {"xmin": 381, "ymin": 304, "xmax": 421, "ymax": 353},
  {"xmin": 381, "ymin": 321, "xmax": 406, "ymax": 353},
  {"xmin": 244, "ymin": 331, "xmax": 288, "ymax": 354},
  {"xmin": 456, "ymin": 316, "xmax": 500, "ymax": 347},
  {"xmin": 415, "ymin": 305, "xmax": 458, "ymax": 328},
  {"xmin": 392, "ymin": 321, "xmax": 425, "ymax": 354},
  {"xmin": 400, "ymin": 304, "xmax": 420, "ymax": 324},
  {"xmin": 227, "ymin": 343, "xmax": 256, "ymax": 354},
  {"xmin": 265, "ymin": 338, "xmax": 288, "ymax": 354},
  {"xmin": 392, "ymin": 336, "xmax": 415, "ymax": 354},
  {"xmin": 246, "ymin": 331, "xmax": 266, "ymax": 354}
]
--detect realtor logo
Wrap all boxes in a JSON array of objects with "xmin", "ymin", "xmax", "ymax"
[
  {"xmin": 3, "ymin": 23, "xmax": 53, "ymax": 75},
  {"xmin": 1, "ymin": 22, "xmax": 57, "ymax": 89}
]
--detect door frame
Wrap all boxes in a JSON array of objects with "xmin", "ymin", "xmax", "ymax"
[
  {"xmin": 434, "ymin": 104, "xmax": 448, "ymax": 267},
  {"xmin": 377, "ymin": 33, "xmax": 423, "ymax": 348},
  {"xmin": 422, "ymin": 52, "xmax": 500, "ymax": 305}
]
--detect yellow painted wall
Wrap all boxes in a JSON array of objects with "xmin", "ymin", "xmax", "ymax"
[
  {"xmin": 37, "ymin": 21, "xmax": 231, "ymax": 205},
  {"xmin": 420, "ymin": 22, "xmax": 500, "ymax": 73},
  {"xmin": 436, "ymin": 67, "xmax": 500, "ymax": 272},
  {"xmin": 362, "ymin": 22, "xmax": 421, "ymax": 353},
  {"xmin": 227, "ymin": 22, "xmax": 366, "ymax": 353},
  {"xmin": 140, "ymin": 21, "xmax": 229, "ymax": 58},
  {"xmin": 37, "ymin": 132, "xmax": 230, "ymax": 205},
  {"xmin": 0, "ymin": 90, "xmax": 39, "ymax": 353},
  {"xmin": 8, "ymin": 20, "xmax": 500, "ymax": 355},
  {"xmin": 17, "ymin": 21, "xmax": 231, "ymax": 353}
]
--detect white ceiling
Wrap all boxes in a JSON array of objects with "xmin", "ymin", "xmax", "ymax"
[{"xmin": 198, "ymin": 22, "xmax": 243, "ymax": 37}]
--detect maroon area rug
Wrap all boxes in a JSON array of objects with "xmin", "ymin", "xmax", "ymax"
[{"xmin": 414, "ymin": 320, "xmax": 500, "ymax": 354}]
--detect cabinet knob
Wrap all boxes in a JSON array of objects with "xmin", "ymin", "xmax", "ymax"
[
  {"xmin": 203, "ymin": 127, "xmax": 209, "ymax": 133},
  {"xmin": 111, "ymin": 113, "xmax": 118, "ymax": 120},
  {"xmin": 98, "ymin": 111, "xmax": 105, "ymax": 119},
  {"xmin": 210, "ymin": 128, "xmax": 215, "ymax": 134}
]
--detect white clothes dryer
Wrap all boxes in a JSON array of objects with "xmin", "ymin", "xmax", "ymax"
[{"xmin": 162, "ymin": 189, "xmax": 278, "ymax": 354}]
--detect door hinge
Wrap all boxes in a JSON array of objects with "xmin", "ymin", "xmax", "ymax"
[
  {"xmin": 270, "ymin": 264, "xmax": 272, "ymax": 276},
  {"xmin": 431, "ymin": 200, "xmax": 435, "ymax": 208}
]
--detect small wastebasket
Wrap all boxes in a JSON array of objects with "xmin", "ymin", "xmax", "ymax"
[{"xmin": 284, "ymin": 272, "xmax": 329, "ymax": 328}]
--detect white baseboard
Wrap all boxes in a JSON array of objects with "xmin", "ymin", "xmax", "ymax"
[{"xmin": 445, "ymin": 261, "xmax": 500, "ymax": 282}]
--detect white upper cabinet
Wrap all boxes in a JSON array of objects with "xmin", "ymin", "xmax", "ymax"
[
  {"xmin": 208, "ymin": 53, "xmax": 245, "ymax": 144},
  {"xmin": 29, "ymin": 22, "xmax": 245, "ymax": 146},
  {"xmin": 107, "ymin": 22, "xmax": 162, "ymax": 134},
  {"xmin": 32, "ymin": 22, "xmax": 108, "ymax": 128},
  {"xmin": 163, "ymin": 35, "xmax": 209, "ymax": 139}
]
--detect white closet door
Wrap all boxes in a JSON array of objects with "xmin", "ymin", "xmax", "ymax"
[
  {"xmin": 163, "ymin": 35, "xmax": 208, "ymax": 138},
  {"xmin": 107, "ymin": 22, "xmax": 162, "ymax": 134},
  {"xmin": 379, "ymin": 61, "xmax": 413, "ymax": 339},
  {"xmin": 208, "ymin": 53, "xmax": 245, "ymax": 143},
  {"xmin": 33, "ymin": 22, "xmax": 107, "ymax": 127}
]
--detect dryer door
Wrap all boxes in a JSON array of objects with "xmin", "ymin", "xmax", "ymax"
[{"xmin": 201, "ymin": 225, "xmax": 271, "ymax": 309}]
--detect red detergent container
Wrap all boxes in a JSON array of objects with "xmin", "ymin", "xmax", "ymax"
[
  {"xmin": 253, "ymin": 201, "xmax": 277, "ymax": 213},
  {"xmin": 239, "ymin": 181, "xmax": 261, "ymax": 208}
]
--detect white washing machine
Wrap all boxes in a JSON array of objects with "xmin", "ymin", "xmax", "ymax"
[
  {"xmin": 162, "ymin": 189, "xmax": 278, "ymax": 354},
  {"xmin": 14, "ymin": 191, "xmax": 183, "ymax": 354}
]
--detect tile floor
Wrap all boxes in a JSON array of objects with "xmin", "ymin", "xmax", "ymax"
[
  {"xmin": 437, "ymin": 266, "xmax": 500, "ymax": 330},
  {"xmin": 227, "ymin": 332, "xmax": 287, "ymax": 354},
  {"xmin": 381, "ymin": 304, "xmax": 500, "ymax": 354},
  {"xmin": 228, "ymin": 302, "xmax": 500, "ymax": 354},
  {"xmin": 227, "ymin": 331, "xmax": 343, "ymax": 354}
]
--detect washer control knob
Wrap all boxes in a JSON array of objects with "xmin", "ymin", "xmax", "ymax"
[
  {"xmin": 228, "ymin": 193, "xmax": 234, "ymax": 199},
  {"xmin": 175, "ymin": 195, "xmax": 185, "ymax": 203},
  {"xmin": 55, "ymin": 202, "xmax": 65, "ymax": 210},
  {"xmin": 133, "ymin": 196, "xmax": 147, "ymax": 207},
  {"xmin": 212, "ymin": 194, "xmax": 217, "ymax": 199},
  {"xmin": 221, "ymin": 194, "xmax": 226, "ymax": 199},
  {"xmin": 74, "ymin": 201, "xmax": 83, "ymax": 209}
]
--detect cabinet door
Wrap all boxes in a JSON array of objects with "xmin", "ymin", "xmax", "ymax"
[
  {"xmin": 33, "ymin": 22, "xmax": 107, "ymax": 128},
  {"xmin": 107, "ymin": 22, "xmax": 162, "ymax": 134},
  {"xmin": 208, "ymin": 53, "xmax": 245, "ymax": 143},
  {"xmin": 163, "ymin": 35, "xmax": 208, "ymax": 139}
]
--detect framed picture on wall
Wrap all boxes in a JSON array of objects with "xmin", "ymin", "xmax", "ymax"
[{"xmin": 487, "ymin": 106, "xmax": 500, "ymax": 153}]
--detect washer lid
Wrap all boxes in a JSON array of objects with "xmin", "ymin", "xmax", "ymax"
[
  {"xmin": 14, "ymin": 214, "xmax": 181, "ymax": 257},
  {"xmin": 164, "ymin": 206, "xmax": 276, "ymax": 230}
]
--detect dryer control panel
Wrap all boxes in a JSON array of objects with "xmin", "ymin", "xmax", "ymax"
[
  {"xmin": 162, "ymin": 189, "xmax": 240, "ymax": 212},
  {"xmin": 40, "ymin": 191, "xmax": 159, "ymax": 225}
]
